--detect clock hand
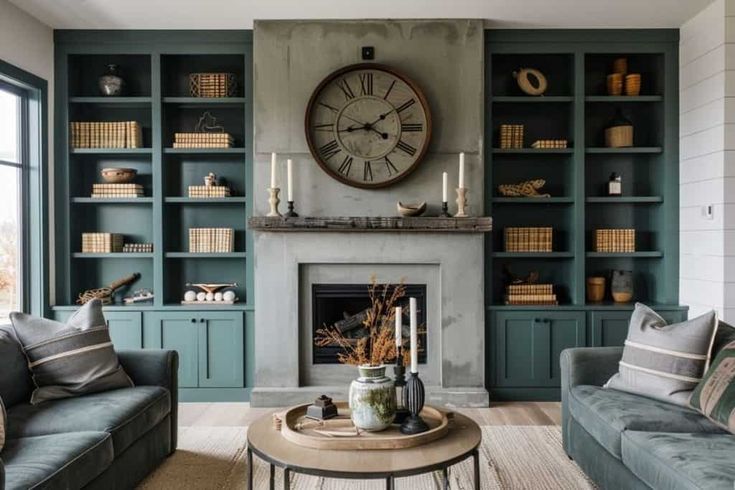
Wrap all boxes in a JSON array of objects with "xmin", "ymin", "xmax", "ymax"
[
  {"xmin": 338, "ymin": 113, "xmax": 371, "ymax": 127},
  {"xmin": 367, "ymin": 108, "xmax": 396, "ymax": 127},
  {"xmin": 367, "ymin": 126, "xmax": 390, "ymax": 140}
]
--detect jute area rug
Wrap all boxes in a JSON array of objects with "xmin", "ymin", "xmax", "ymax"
[{"xmin": 139, "ymin": 426, "xmax": 595, "ymax": 489}]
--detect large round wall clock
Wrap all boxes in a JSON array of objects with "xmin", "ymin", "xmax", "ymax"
[{"xmin": 305, "ymin": 63, "xmax": 432, "ymax": 189}]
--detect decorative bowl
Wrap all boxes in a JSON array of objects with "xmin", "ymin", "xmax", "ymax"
[
  {"xmin": 101, "ymin": 168, "xmax": 137, "ymax": 183},
  {"xmin": 397, "ymin": 201, "xmax": 427, "ymax": 217}
]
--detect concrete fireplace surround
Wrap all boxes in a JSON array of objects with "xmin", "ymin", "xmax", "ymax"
[
  {"xmin": 251, "ymin": 230, "xmax": 488, "ymax": 407},
  {"xmin": 251, "ymin": 19, "xmax": 486, "ymax": 407}
]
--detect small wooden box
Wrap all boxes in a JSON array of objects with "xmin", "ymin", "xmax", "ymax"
[
  {"xmin": 594, "ymin": 229, "xmax": 635, "ymax": 252},
  {"xmin": 504, "ymin": 227, "xmax": 553, "ymax": 252},
  {"xmin": 82, "ymin": 233, "xmax": 124, "ymax": 253}
]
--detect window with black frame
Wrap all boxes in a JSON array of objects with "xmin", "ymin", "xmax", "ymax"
[{"xmin": 0, "ymin": 82, "xmax": 26, "ymax": 320}]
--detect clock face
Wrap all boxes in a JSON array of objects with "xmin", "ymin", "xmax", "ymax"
[{"xmin": 305, "ymin": 63, "xmax": 432, "ymax": 189}]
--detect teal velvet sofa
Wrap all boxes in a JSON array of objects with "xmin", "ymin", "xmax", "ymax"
[
  {"xmin": 561, "ymin": 326, "xmax": 735, "ymax": 490},
  {"xmin": 0, "ymin": 326, "xmax": 178, "ymax": 489}
]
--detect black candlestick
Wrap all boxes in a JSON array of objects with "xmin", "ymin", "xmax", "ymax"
[
  {"xmin": 393, "ymin": 349, "xmax": 410, "ymax": 424},
  {"xmin": 284, "ymin": 201, "xmax": 299, "ymax": 218},
  {"xmin": 439, "ymin": 201, "xmax": 451, "ymax": 217},
  {"xmin": 400, "ymin": 372, "xmax": 429, "ymax": 434}
]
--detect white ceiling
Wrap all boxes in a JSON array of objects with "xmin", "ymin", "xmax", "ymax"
[{"xmin": 9, "ymin": 0, "xmax": 715, "ymax": 30}]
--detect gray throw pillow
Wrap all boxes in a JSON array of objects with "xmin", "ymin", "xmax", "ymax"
[
  {"xmin": 605, "ymin": 303, "xmax": 718, "ymax": 407},
  {"xmin": 10, "ymin": 299, "xmax": 133, "ymax": 404}
]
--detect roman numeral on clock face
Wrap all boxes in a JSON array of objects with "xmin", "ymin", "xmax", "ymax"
[
  {"xmin": 401, "ymin": 123, "xmax": 423, "ymax": 132},
  {"xmin": 319, "ymin": 102, "xmax": 339, "ymax": 114},
  {"xmin": 313, "ymin": 122, "xmax": 334, "ymax": 132},
  {"xmin": 384, "ymin": 80, "xmax": 396, "ymax": 100},
  {"xmin": 396, "ymin": 140, "xmax": 417, "ymax": 157},
  {"xmin": 338, "ymin": 155, "xmax": 353, "ymax": 175},
  {"xmin": 396, "ymin": 98, "xmax": 416, "ymax": 114},
  {"xmin": 359, "ymin": 73, "xmax": 373, "ymax": 96},
  {"xmin": 363, "ymin": 160, "xmax": 373, "ymax": 181},
  {"xmin": 336, "ymin": 78, "xmax": 355, "ymax": 100},
  {"xmin": 319, "ymin": 140, "xmax": 341, "ymax": 160},
  {"xmin": 384, "ymin": 156, "xmax": 399, "ymax": 176}
]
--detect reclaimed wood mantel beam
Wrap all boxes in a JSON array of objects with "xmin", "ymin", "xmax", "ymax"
[{"xmin": 248, "ymin": 216, "xmax": 492, "ymax": 233}]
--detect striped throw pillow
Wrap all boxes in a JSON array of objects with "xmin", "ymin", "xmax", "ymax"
[
  {"xmin": 10, "ymin": 299, "xmax": 133, "ymax": 405},
  {"xmin": 690, "ymin": 340, "xmax": 735, "ymax": 434},
  {"xmin": 605, "ymin": 303, "xmax": 718, "ymax": 407}
]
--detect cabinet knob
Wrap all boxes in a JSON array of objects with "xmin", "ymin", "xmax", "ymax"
[
  {"xmin": 190, "ymin": 318, "xmax": 196, "ymax": 323},
  {"xmin": 200, "ymin": 318, "xmax": 205, "ymax": 323}
]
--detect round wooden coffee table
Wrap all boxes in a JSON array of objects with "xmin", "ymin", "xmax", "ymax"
[{"xmin": 247, "ymin": 409, "xmax": 482, "ymax": 490}]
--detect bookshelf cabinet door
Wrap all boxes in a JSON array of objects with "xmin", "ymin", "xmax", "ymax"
[
  {"xmin": 198, "ymin": 312, "xmax": 244, "ymax": 388},
  {"xmin": 144, "ymin": 312, "xmax": 200, "ymax": 388},
  {"xmin": 495, "ymin": 311, "xmax": 585, "ymax": 387}
]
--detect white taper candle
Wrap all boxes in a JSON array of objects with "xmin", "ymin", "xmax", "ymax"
[
  {"xmin": 395, "ymin": 306, "xmax": 402, "ymax": 348},
  {"xmin": 270, "ymin": 152, "xmax": 277, "ymax": 189},
  {"xmin": 442, "ymin": 172, "xmax": 448, "ymax": 202},
  {"xmin": 410, "ymin": 297, "xmax": 418, "ymax": 373},
  {"xmin": 287, "ymin": 159, "xmax": 293, "ymax": 201},
  {"xmin": 458, "ymin": 152, "xmax": 465, "ymax": 189}
]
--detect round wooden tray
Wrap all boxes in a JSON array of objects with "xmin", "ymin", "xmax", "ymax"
[{"xmin": 279, "ymin": 401, "xmax": 451, "ymax": 450}]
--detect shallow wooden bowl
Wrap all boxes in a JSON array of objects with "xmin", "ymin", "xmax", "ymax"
[
  {"xmin": 101, "ymin": 167, "xmax": 137, "ymax": 183},
  {"xmin": 397, "ymin": 201, "xmax": 427, "ymax": 217}
]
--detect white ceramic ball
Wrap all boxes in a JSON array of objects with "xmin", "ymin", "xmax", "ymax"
[
  {"xmin": 223, "ymin": 290, "xmax": 236, "ymax": 302},
  {"xmin": 214, "ymin": 292, "xmax": 224, "ymax": 302},
  {"xmin": 196, "ymin": 292, "xmax": 206, "ymax": 302},
  {"xmin": 205, "ymin": 292, "xmax": 214, "ymax": 301},
  {"xmin": 184, "ymin": 290, "xmax": 196, "ymax": 302}
]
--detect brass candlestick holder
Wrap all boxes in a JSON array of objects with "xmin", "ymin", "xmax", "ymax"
[
  {"xmin": 454, "ymin": 187, "xmax": 469, "ymax": 217},
  {"xmin": 267, "ymin": 187, "xmax": 282, "ymax": 217}
]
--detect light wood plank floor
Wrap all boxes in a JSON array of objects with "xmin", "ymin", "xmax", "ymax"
[{"xmin": 179, "ymin": 402, "xmax": 561, "ymax": 427}]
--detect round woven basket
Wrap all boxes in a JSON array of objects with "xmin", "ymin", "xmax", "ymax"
[{"xmin": 605, "ymin": 125, "xmax": 633, "ymax": 148}]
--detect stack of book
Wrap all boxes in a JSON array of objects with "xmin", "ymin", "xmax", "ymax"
[
  {"xmin": 188, "ymin": 228, "xmax": 234, "ymax": 253},
  {"xmin": 594, "ymin": 229, "xmax": 635, "ymax": 253},
  {"xmin": 173, "ymin": 133, "xmax": 234, "ymax": 149},
  {"xmin": 188, "ymin": 185, "xmax": 231, "ymax": 198},
  {"xmin": 91, "ymin": 184, "xmax": 144, "ymax": 198},
  {"xmin": 504, "ymin": 227, "xmax": 553, "ymax": 252},
  {"xmin": 70, "ymin": 121, "xmax": 143, "ymax": 148},
  {"xmin": 82, "ymin": 233, "xmax": 124, "ymax": 253},
  {"xmin": 499, "ymin": 124, "xmax": 524, "ymax": 149},
  {"xmin": 531, "ymin": 139, "xmax": 568, "ymax": 149},
  {"xmin": 188, "ymin": 73, "xmax": 237, "ymax": 98},
  {"xmin": 122, "ymin": 243, "xmax": 153, "ymax": 253},
  {"xmin": 505, "ymin": 284, "xmax": 558, "ymax": 305}
]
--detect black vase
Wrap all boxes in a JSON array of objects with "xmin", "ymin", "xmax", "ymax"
[{"xmin": 99, "ymin": 64, "xmax": 124, "ymax": 96}]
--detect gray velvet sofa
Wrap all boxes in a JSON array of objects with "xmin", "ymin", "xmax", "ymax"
[
  {"xmin": 561, "ymin": 325, "xmax": 735, "ymax": 489},
  {"xmin": 0, "ymin": 326, "xmax": 178, "ymax": 490}
]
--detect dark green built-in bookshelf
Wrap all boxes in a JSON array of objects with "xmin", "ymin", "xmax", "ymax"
[
  {"xmin": 53, "ymin": 31, "xmax": 254, "ymax": 401},
  {"xmin": 485, "ymin": 30, "xmax": 687, "ymax": 400}
]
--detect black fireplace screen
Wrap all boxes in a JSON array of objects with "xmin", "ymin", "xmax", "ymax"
[{"xmin": 312, "ymin": 284, "xmax": 427, "ymax": 364}]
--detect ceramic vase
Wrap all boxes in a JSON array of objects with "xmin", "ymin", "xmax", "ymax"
[
  {"xmin": 611, "ymin": 270, "xmax": 633, "ymax": 303},
  {"xmin": 98, "ymin": 64, "xmax": 124, "ymax": 96},
  {"xmin": 348, "ymin": 365, "xmax": 396, "ymax": 432}
]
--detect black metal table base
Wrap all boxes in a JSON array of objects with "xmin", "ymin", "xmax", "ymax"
[{"xmin": 247, "ymin": 446, "xmax": 480, "ymax": 490}]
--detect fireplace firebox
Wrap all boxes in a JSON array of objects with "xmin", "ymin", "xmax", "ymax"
[{"xmin": 311, "ymin": 284, "xmax": 427, "ymax": 364}]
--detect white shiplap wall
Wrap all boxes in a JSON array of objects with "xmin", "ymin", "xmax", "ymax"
[{"xmin": 679, "ymin": 0, "xmax": 735, "ymax": 320}]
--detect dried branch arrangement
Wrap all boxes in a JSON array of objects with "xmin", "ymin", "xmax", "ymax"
[{"xmin": 315, "ymin": 276, "xmax": 419, "ymax": 366}]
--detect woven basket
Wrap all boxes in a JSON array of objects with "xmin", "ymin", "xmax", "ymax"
[
  {"xmin": 504, "ymin": 227, "xmax": 553, "ymax": 252},
  {"xmin": 605, "ymin": 125, "xmax": 633, "ymax": 148},
  {"xmin": 188, "ymin": 73, "xmax": 237, "ymax": 98},
  {"xmin": 594, "ymin": 229, "xmax": 635, "ymax": 253},
  {"xmin": 82, "ymin": 233, "xmax": 124, "ymax": 253}
]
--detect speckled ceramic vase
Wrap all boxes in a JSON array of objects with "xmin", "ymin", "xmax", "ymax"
[{"xmin": 348, "ymin": 365, "xmax": 396, "ymax": 432}]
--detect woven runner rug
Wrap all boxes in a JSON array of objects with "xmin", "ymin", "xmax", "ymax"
[{"xmin": 139, "ymin": 425, "xmax": 595, "ymax": 489}]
